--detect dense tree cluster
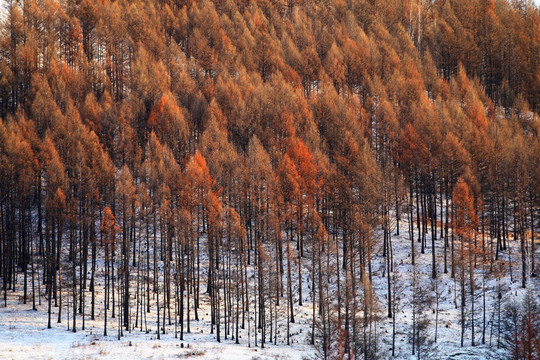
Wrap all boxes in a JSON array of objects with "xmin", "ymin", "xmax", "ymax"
[{"xmin": 0, "ymin": 0, "xmax": 538, "ymax": 358}]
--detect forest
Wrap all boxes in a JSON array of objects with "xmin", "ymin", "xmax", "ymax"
[{"xmin": 0, "ymin": 0, "xmax": 539, "ymax": 359}]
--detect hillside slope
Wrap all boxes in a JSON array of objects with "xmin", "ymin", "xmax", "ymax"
[{"xmin": 0, "ymin": 0, "xmax": 539, "ymax": 359}]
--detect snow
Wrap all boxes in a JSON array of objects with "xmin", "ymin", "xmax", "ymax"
[
  {"xmin": 366, "ymin": 218, "xmax": 539, "ymax": 359},
  {"xmin": 0, "ymin": 235, "xmax": 317, "ymax": 360},
  {"xmin": 0, "ymin": 213, "xmax": 538, "ymax": 359},
  {"xmin": 0, "ymin": 295, "xmax": 315, "ymax": 360}
]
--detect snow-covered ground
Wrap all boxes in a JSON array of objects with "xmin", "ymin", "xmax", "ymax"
[
  {"xmin": 0, "ymin": 215, "xmax": 538, "ymax": 359},
  {"xmin": 0, "ymin": 238, "xmax": 317, "ymax": 359},
  {"xmin": 368, "ymin": 219, "xmax": 539, "ymax": 359},
  {"xmin": 0, "ymin": 291, "xmax": 316, "ymax": 360}
]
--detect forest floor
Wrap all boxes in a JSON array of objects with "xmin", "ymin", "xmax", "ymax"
[
  {"xmin": 0, "ymin": 290, "xmax": 316, "ymax": 360},
  {"xmin": 0, "ymin": 217, "xmax": 538, "ymax": 359},
  {"xmin": 371, "ymin": 221, "xmax": 539, "ymax": 360}
]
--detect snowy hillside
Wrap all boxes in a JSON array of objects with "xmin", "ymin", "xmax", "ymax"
[{"xmin": 0, "ymin": 214, "xmax": 537, "ymax": 359}]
